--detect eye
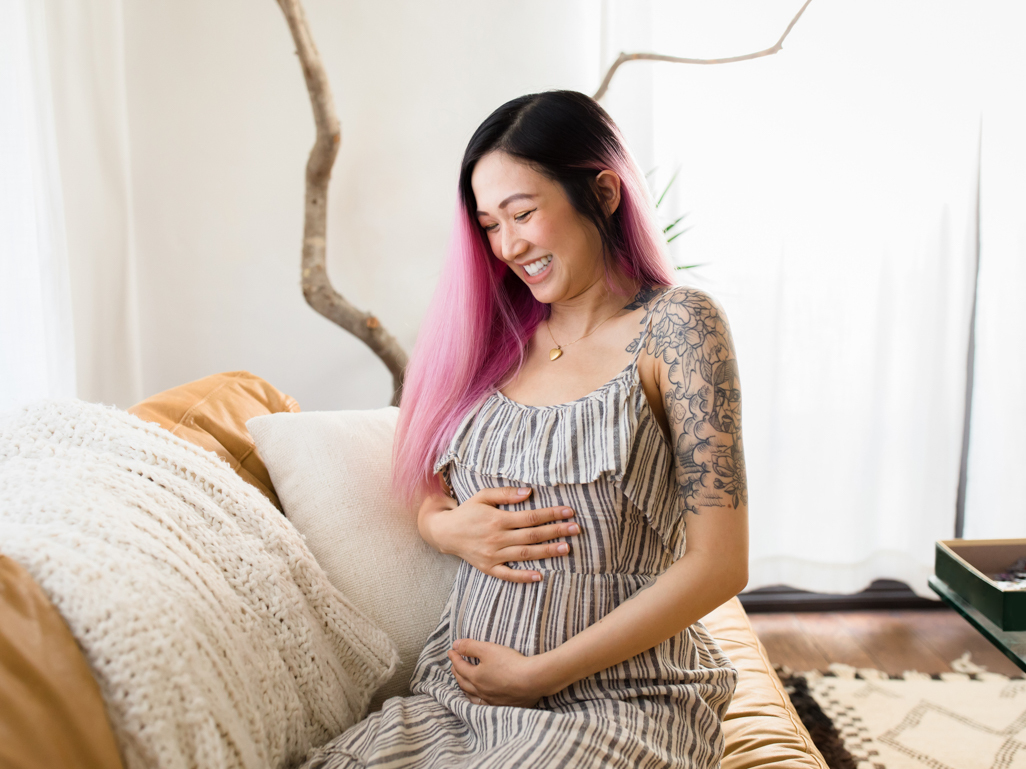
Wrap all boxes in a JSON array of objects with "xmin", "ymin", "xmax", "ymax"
[
  {"xmin": 481, "ymin": 222, "xmax": 498, "ymax": 233},
  {"xmin": 514, "ymin": 209, "xmax": 536, "ymax": 223}
]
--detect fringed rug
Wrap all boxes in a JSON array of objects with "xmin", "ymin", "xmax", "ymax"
[{"xmin": 777, "ymin": 654, "xmax": 1026, "ymax": 769}]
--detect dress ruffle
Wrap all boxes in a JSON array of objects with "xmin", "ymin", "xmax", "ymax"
[{"xmin": 433, "ymin": 360, "xmax": 686, "ymax": 561}]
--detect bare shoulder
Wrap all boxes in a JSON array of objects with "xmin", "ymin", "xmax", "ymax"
[{"xmin": 639, "ymin": 286, "xmax": 734, "ymax": 373}]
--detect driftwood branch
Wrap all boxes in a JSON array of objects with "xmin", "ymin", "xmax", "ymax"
[
  {"xmin": 593, "ymin": 0, "xmax": 814, "ymax": 100},
  {"xmin": 276, "ymin": 0, "xmax": 408, "ymax": 406}
]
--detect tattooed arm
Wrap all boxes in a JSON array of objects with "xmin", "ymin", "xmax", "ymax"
[
  {"xmin": 446, "ymin": 287, "xmax": 749, "ymax": 705},
  {"xmin": 650, "ymin": 286, "xmax": 749, "ymax": 516}
]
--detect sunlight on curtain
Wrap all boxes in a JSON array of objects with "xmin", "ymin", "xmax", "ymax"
[
  {"xmin": 0, "ymin": 0, "xmax": 76, "ymax": 411},
  {"xmin": 600, "ymin": 0, "xmax": 996, "ymax": 596},
  {"xmin": 44, "ymin": 0, "xmax": 143, "ymax": 408},
  {"xmin": 963, "ymin": 3, "xmax": 1026, "ymax": 540}
]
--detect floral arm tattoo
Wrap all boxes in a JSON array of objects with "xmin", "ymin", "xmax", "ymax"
[{"xmin": 637, "ymin": 287, "xmax": 748, "ymax": 514}]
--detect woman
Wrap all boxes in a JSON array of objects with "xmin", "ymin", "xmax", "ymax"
[{"xmin": 304, "ymin": 90, "xmax": 748, "ymax": 769}]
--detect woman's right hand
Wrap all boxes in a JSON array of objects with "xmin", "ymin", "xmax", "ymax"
[{"xmin": 419, "ymin": 486, "xmax": 580, "ymax": 583}]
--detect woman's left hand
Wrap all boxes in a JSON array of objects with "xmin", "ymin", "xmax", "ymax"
[{"xmin": 447, "ymin": 639, "xmax": 560, "ymax": 708}]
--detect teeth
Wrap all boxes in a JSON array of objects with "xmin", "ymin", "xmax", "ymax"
[{"xmin": 524, "ymin": 255, "xmax": 552, "ymax": 276}]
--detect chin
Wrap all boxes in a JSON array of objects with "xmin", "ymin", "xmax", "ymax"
[{"xmin": 525, "ymin": 281, "xmax": 559, "ymax": 304}]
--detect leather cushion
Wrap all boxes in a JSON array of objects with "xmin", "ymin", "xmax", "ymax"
[
  {"xmin": 128, "ymin": 370, "xmax": 300, "ymax": 510},
  {"xmin": 702, "ymin": 597, "xmax": 829, "ymax": 768},
  {"xmin": 0, "ymin": 555, "xmax": 124, "ymax": 769}
]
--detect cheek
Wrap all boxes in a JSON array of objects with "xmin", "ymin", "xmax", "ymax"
[
  {"xmin": 547, "ymin": 218, "xmax": 594, "ymax": 261},
  {"xmin": 529, "ymin": 219, "xmax": 563, "ymax": 253}
]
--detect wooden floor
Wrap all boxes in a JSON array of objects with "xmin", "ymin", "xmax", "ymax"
[{"xmin": 747, "ymin": 608, "xmax": 1023, "ymax": 678}]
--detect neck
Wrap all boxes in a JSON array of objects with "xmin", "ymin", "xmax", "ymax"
[{"xmin": 546, "ymin": 273, "xmax": 642, "ymax": 338}]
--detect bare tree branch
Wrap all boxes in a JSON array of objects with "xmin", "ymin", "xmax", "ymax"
[
  {"xmin": 593, "ymin": 0, "xmax": 814, "ymax": 101},
  {"xmin": 276, "ymin": 0, "xmax": 408, "ymax": 406}
]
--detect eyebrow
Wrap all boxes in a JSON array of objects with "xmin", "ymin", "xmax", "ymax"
[{"xmin": 476, "ymin": 193, "xmax": 536, "ymax": 217}]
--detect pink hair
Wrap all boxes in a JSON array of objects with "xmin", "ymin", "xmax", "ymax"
[{"xmin": 390, "ymin": 108, "xmax": 678, "ymax": 509}]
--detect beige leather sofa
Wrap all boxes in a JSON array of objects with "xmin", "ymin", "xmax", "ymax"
[{"xmin": 0, "ymin": 372, "xmax": 827, "ymax": 769}]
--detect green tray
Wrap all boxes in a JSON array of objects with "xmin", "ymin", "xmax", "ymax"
[{"xmin": 935, "ymin": 539, "xmax": 1026, "ymax": 631}]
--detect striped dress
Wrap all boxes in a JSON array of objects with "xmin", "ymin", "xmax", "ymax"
[{"xmin": 303, "ymin": 298, "xmax": 738, "ymax": 769}]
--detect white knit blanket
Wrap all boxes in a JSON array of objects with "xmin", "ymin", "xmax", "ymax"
[{"xmin": 0, "ymin": 400, "xmax": 399, "ymax": 769}]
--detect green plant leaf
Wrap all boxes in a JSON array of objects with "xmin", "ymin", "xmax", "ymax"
[
  {"xmin": 655, "ymin": 166, "xmax": 681, "ymax": 209},
  {"xmin": 662, "ymin": 213, "xmax": 689, "ymax": 234},
  {"xmin": 667, "ymin": 226, "xmax": 694, "ymax": 244}
]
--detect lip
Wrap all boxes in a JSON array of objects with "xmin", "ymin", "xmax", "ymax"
[{"xmin": 520, "ymin": 256, "xmax": 553, "ymax": 284}]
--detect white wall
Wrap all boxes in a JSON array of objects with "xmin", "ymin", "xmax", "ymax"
[{"xmin": 116, "ymin": 0, "xmax": 600, "ymax": 411}]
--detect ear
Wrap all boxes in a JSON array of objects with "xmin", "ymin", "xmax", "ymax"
[{"xmin": 594, "ymin": 170, "xmax": 622, "ymax": 217}]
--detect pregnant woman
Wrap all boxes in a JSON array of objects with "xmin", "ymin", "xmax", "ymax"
[{"xmin": 304, "ymin": 90, "xmax": 749, "ymax": 768}]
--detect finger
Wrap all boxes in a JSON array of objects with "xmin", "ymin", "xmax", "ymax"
[
  {"xmin": 475, "ymin": 486, "xmax": 531, "ymax": 506},
  {"xmin": 451, "ymin": 663, "xmax": 489, "ymax": 706},
  {"xmin": 448, "ymin": 651, "xmax": 480, "ymax": 690},
  {"xmin": 512, "ymin": 520, "xmax": 581, "ymax": 546},
  {"xmin": 499, "ymin": 541, "xmax": 572, "ymax": 564},
  {"xmin": 452, "ymin": 669, "xmax": 480, "ymax": 700},
  {"xmin": 514, "ymin": 505, "xmax": 575, "ymax": 529},
  {"xmin": 491, "ymin": 564, "xmax": 543, "ymax": 583},
  {"xmin": 456, "ymin": 678, "xmax": 487, "ymax": 706},
  {"xmin": 454, "ymin": 638, "xmax": 489, "ymax": 659}
]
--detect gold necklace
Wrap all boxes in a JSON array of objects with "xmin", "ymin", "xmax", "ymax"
[{"xmin": 546, "ymin": 302, "xmax": 629, "ymax": 361}]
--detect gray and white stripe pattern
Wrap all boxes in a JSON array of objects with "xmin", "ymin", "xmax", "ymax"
[{"xmin": 303, "ymin": 306, "xmax": 738, "ymax": 768}]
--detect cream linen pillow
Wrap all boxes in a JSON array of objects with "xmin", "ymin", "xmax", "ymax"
[{"xmin": 247, "ymin": 407, "xmax": 460, "ymax": 711}]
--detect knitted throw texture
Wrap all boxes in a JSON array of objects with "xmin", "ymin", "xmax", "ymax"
[{"xmin": 0, "ymin": 400, "xmax": 399, "ymax": 769}]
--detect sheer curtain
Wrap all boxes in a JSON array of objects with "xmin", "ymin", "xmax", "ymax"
[
  {"xmin": 1, "ymin": 0, "xmax": 142, "ymax": 411},
  {"xmin": 599, "ymin": 0, "xmax": 995, "ymax": 597},
  {"xmin": 0, "ymin": 0, "xmax": 76, "ymax": 411},
  {"xmin": 963, "ymin": 3, "xmax": 1026, "ymax": 540},
  {"xmin": 43, "ymin": 0, "xmax": 143, "ymax": 407}
]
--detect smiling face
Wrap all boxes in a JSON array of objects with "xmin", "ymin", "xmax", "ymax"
[{"xmin": 471, "ymin": 151, "xmax": 617, "ymax": 303}]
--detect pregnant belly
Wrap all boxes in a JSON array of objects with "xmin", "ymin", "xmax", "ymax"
[
  {"xmin": 437, "ymin": 561, "xmax": 738, "ymax": 712},
  {"xmin": 446, "ymin": 560, "xmax": 656, "ymax": 656}
]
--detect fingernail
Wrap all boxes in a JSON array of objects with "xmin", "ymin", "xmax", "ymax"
[
  {"xmin": 568, "ymin": 523, "xmax": 580, "ymax": 534},
  {"xmin": 557, "ymin": 543, "xmax": 569, "ymax": 554},
  {"xmin": 518, "ymin": 487, "xmax": 530, "ymax": 495},
  {"xmin": 561, "ymin": 508, "xmax": 573, "ymax": 517},
  {"xmin": 532, "ymin": 573, "xmax": 542, "ymax": 582}
]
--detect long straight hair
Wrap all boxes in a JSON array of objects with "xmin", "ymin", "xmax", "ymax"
[{"xmin": 391, "ymin": 90, "xmax": 678, "ymax": 507}]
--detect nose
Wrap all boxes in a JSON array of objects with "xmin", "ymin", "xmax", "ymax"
[{"xmin": 500, "ymin": 226, "xmax": 528, "ymax": 262}]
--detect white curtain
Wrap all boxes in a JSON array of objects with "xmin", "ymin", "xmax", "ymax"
[
  {"xmin": 1, "ymin": 0, "xmax": 142, "ymax": 411},
  {"xmin": 963, "ymin": 3, "xmax": 1026, "ymax": 540},
  {"xmin": 600, "ymin": 0, "xmax": 1002, "ymax": 597},
  {"xmin": 0, "ymin": 0, "xmax": 76, "ymax": 411},
  {"xmin": 43, "ymin": 0, "xmax": 143, "ymax": 407}
]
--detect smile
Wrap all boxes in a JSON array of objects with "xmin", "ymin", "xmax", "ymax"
[{"xmin": 523, "ymin": 255, "xmax": 552, "ymax": 277}]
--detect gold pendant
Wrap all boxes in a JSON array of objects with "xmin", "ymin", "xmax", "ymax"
[{"xmin": 549, "ymin": 347, "xmax": 563, "ymax": 361}]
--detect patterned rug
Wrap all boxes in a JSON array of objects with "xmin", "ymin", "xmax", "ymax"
[{"xmin": 777, "ymin": 654, "xmax": 1026, "ymax": 769}]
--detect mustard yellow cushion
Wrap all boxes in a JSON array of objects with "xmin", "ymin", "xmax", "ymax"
[
  {"xmin": 0, "ymin": 555, "xmax": 124, "ymax": 769},
  {"xmin": 128, "ymin": 371, "xmax": 300, "ymax": 510},
  {"xmin": 702, "ymin": 597, "xmax": 829, "ymax": 768}
]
